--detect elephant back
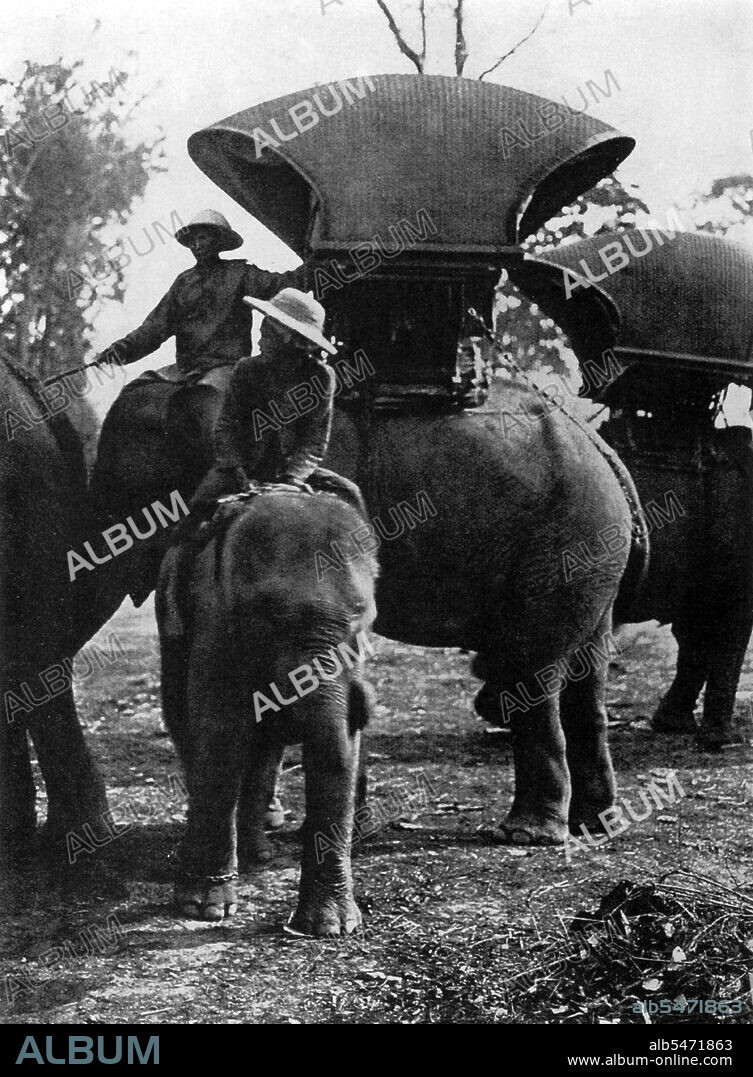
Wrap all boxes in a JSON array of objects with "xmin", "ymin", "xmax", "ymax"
[{"xmin": 606, "ymin": 421, "xmax": 753, "ymax": 623}]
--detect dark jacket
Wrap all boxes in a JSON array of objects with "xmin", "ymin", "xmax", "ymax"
[
  {"xmin": 213, "ymin": 339, "xmax": 337, "ymax": 484},
  {"xmin": 107, "ymin": 260, "xmax": 303, "ymax": 373}
]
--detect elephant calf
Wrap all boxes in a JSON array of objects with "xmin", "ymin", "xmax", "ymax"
[{"xmin": 156, "ymin": 488, "xmax": 377, "ymax": 936}]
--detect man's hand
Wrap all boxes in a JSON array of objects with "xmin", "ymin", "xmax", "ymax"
[{"xmin": 91, "ymin": 350, "xmax": 120, "ymax": 367}]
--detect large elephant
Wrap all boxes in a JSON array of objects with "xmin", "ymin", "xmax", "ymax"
[
  {"xmin": 326, "ymin": 396, "xmax": 647, "ymax": 843},
  {"xmin": 97, "ymin": 370, "xmax": 645, "ymax": 849},
  {"xmin": 508, "ymin": 230, "xmax": 753, "ymax": 750},
  {"xmin": 608, "ymin": 414, "xmax": 753, "ymax": 750},
  {"xmin": 90, "ymin": 73, "xmax": 647, "ymax": 855},
  {"xmin": 155, "ymin": 488, "xmax": 377, "ymax": 935},
  {"xmin": 0, "ymin": 359, "xmax": 108, "ymax": 863},
  {"xmin": 87, "ymin": 368, "xmax": 233, "ymax": 610}
]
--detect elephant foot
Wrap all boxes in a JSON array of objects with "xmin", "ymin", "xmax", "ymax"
[
  {"xmin": 493, "ymin": 812, "xmax": 567, "ymax": 846},
  {"xmin": 0, "ymin": 863, "xmax": 40, "ymax": 914},
  {"xmin": 568, "ymin": 801, "xmax": 615, "ymax": 836},
  {"xmin": 0, "ymin": 818, "xmax": 38, "ymax": 868},
  {"xmin": 288, "ymin": 892, "xmax": 362, "ymax": 937},
  {"xmin": 55, "ymin": 859, "xmax": 130, "ymax": 901},
  {"xmin": 174, "ymin": 874, "xmax": 238, "ymax": 920},
  {"xmin": 42, "ymin": 805, "xmax": 111, "ymax": 865},
  {"xmin": 652, "ymin": 698, "xmax": 697, "ymax": 734},
  {"xmin": 238, "ymin": 829, "xmax": 274, "ymax": 865},
  {"xmin": 568, "ymin": 780, "xmax": 616, "ymax": 835},
  {"xmin": 696, "ymin": 726, "xmax": 740, "ymax": 752},
  {"xmin": 43, "ymin": 775, "xmax": 109, "ymax": 860}
]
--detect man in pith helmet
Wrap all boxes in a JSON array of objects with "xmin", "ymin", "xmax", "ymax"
[
  {"xmin": 160, "ymin": 287, "xmax": 366, "ymax": 834},
  {"xmin": 160, "ymin": 287, "xmax": 366, "ymax": 635},
  {"xmin": 193, "ymin": 286, "xmax": 363, "ymax": 507},
  {"xmin": 87, "ymin": 210, "xmax": 306, "ymax": 610},
  {"xmin": 93, "ymin": 209, "xmax": 303, "ymax": 376}
]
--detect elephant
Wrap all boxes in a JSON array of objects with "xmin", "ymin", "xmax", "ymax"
[
  {"xmin": 324, "ymin": 395, "xmax": 648, "ymax": 843},
  {"xmin": 0, "ymin": 358, "xmax": 109, "ymax": 864},
  {"xmin": 606, "ymin": 409, "xmax": 753, "ymax": 750},
  {"xmin": 154, "ymin": 487, "xmax": 378, "ymax": 935},
  {"xmin": 99, "ymin": 366, "xmax": 645, "ymax": 853},
  {"xmin": 507, "ymin": 230, "xmax": 753, "ymax": 751},
  {"xmin": 87, "ymin": 368, "xmax": 233, "ymax": 609}
]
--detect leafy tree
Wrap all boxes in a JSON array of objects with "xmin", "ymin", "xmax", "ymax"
[
  {"xmin": 682, "ymin": 174, "xmax": 753, "ymax": 238},
  {"xmin": 496, "ymin": 175, "xmax": 651, "ymax": 378},
  {"xmin": 0, "ymin": 55, "xmax": 165, "ymax": 378}
]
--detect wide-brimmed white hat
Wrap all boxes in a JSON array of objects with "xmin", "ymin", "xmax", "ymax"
[
  {"xmin": 244, "ymin": 288, "xmax": 337, "ymax": 355},
  {"xmin": 175, "ymin": 209, "xmax": 243, "ymax": 251}
]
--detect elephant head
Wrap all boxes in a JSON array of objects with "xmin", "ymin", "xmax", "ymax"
[{"xmin": 156, "ymin": 488, "xmax": 378, "ymax": 936}]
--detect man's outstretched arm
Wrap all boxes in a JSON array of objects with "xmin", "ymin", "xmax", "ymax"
[
  {"xmin": 95, "ymin": 287, "xmax": 175, "ymax": 365},
  {"xmin": 244, "ymin": 263, "xmax": 307, "ymax": 300}
]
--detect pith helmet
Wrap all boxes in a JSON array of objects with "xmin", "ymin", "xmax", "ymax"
[
  {"xmin": 244, "ymin": 288, "xmax": 337, "ymax": 355},
  {"xmin": 175, "ymin": 209, "xmax": 243, "ymax": 251}
]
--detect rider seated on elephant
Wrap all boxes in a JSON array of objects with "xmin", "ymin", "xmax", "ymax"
[
  {"xmin": 87, "ymin": 210, "xmax": 308, "ymax": 612},
  {"xmin": 93, "ymin": 209, "xmax": 304, "ymax": 381},
  {"xmin": 160, "ymin": 287, "xmax": 367, "ymax": 634},
  {"xmin": 90, "ymin": 209, "xmax": 305, "ymax": 485}
]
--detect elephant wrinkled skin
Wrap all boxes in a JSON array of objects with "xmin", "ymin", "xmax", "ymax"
[
  {"xmin": 0, "ymin": 360, "xmax": 108, "ymax": 863},
  {"xmin": 155, "ymin": 489, "xmax": 378, "ymax": 936},
  {"xmin": 97, "ymin": 372, "xmax": 642, "ymax": 853}
]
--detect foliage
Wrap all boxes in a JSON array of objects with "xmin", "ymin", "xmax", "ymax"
[
  {"xmin": 0, "ymin": 55, "xmax": 165, "ymax": 378},
  {"xmin": 684, "ymin": 174, "xmax": 753, "ymax": 238},
  {"xmin": 496, "ymin": 175, "xmax": 651, "ymax": 378}
]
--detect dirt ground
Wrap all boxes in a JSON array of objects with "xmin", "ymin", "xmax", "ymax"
[{"xmin": 1, "ymin": 600, "xmax": 752, "ymax": 1025}]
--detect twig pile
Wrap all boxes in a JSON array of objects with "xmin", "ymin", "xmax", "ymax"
[{"xmin": 507, "ymin": 872, "xmax": 753, "ymax": 1023}]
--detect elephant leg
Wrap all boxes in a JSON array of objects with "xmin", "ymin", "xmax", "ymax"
[
  {"xmin": 652, "ymin": 619, "xmax": 708, "ymax": 733},
  {"xmin": 350, "ymin": 680, "xmax": 377, "ymax": 847},
  {"xmin": 159, "ymin": 636, "xmax": 191, "ymax": 767},
  {"xmin": 291, "ymin": 717, "xmax": 362, "ymax": 937},
  {"xmin": 28, "ymin": 689, "xmax": 108, "ymax": 857},
  {"xmin": 697, "ymin": 618, "xmax": 753, "ymax": 750},
  {"xmin": 0, "ymin": 721, "xmax": 37, "ymax": 864},
  {"xmin": 559, "ymin": 620, "xmax": 617, "ymax": 833},
  {"xmin": 175, "ymin": 701, "xmax": 246, "ymax": 920},
  {"xmin": 471, "ymin": 653, "xmax": 513, "ymax": 730},
  {"xmin": 497, "ymin": 688, "xmax": 570, "ymax": 846},
  {"xmin": 237, "ymin": 739, "xmax": 285, "ymax": 864},
  {"xmin": 295, "ymin": 683, "xmax": 374, "ymax": 852}
]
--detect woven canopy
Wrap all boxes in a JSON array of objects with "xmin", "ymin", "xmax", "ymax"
[
  {"xmin": 508, "ymin": 230, "xmax": 753, "ymax": 380},
  {"xmin": 187, "ymin": 73, "xmax": 634, "ymax": 257}
]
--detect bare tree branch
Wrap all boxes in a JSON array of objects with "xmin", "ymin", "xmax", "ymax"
[
  {"xmin": 454, "ymin": 0, "xmax": 469, "ymax": 76},
  {"xmin": 375, "ymin": 0, "xmax": 425, "ymax": 73},
  {"xmin": 478, "ymin": 3, "xmax": 550, "ymax": 82}
]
